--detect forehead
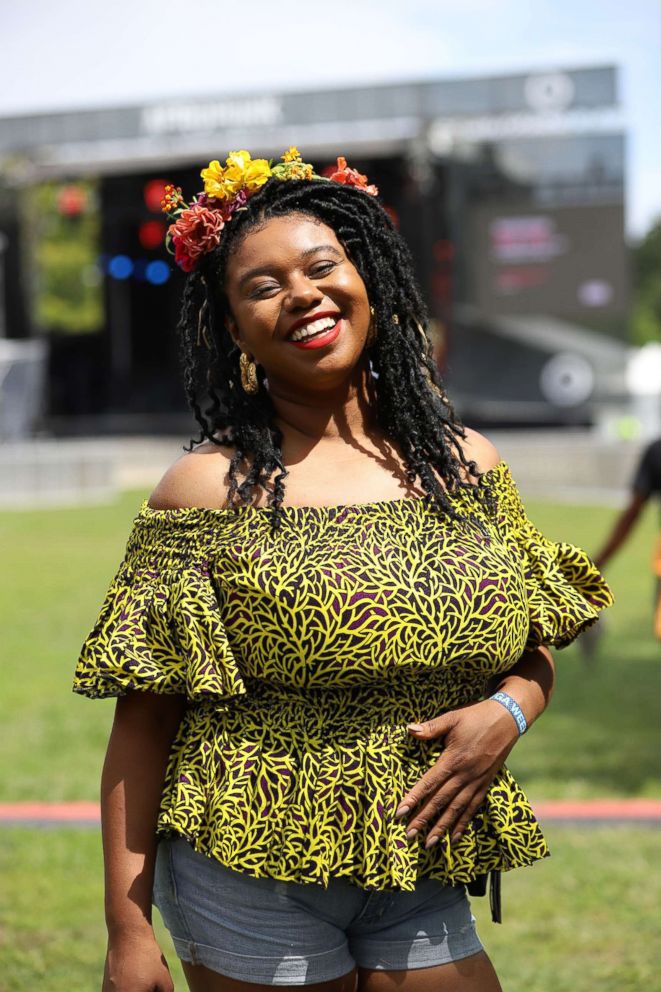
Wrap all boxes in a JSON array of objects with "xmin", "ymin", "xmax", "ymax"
[{"xmin": 228, "ymin": 214, "xmax": 343, "ymax": 272}]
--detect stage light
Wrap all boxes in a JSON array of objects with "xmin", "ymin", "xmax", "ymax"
[
  {"xmin": 145, "ymin": 260, "xmax": 171, "ymax": 285},
  {"xmin": 57, "ymin": 184, "xmax": 87, "ymax": 217},
  {"xmin": 139, "ymin": 220, "xmax": 166, "ymax": 250},
  {"xmin": 143, "ymin": 179, "xmax": 169, "ymax": 213},
  {"xmin": 108, "ymin": 255, "xmax": 134, "ymax": 280}
]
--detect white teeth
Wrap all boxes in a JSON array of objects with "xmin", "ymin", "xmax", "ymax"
[{"xmin": 290, "ymin": 316, "xmax": 338, "ymax": 342}]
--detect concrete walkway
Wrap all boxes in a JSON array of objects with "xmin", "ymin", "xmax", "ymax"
[{"xmin": 2, "ymin": 799, "xmax": 661, "ymax": 828}]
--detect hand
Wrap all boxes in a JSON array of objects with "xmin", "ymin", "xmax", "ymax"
[
  {"xmin": 395, "ymin": 699, "xmax": 520, "ymax": 848},
  {"xmin": 103, "ymin": 930, "xmax": 174, "ymax": 992}
]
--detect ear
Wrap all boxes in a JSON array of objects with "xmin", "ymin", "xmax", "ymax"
[{"xmin": 225, "ymin": 314, "xmax": 242, "ymax": 347}]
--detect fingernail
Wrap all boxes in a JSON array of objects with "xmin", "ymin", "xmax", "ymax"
[
  {"xmin": 407, "ymin": 724, "xmax": 423, "ymax": 733},
  {"xmin": 451, "ymin": 831, "xmax": 463, "ymax": 843},
  {"xmin": 406, "ymin": 828, "xmax": 418, "ymax": 840},
  {"xmin": 395, "ymin": 804, "xmax": 410, "ymax": 819},
  {"xmin": 425, "ymin": 835, "xmax": 439, "ymax": 849}
]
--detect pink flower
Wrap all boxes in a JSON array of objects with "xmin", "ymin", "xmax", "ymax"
[
  {"xmin": 222, "ymin": 188, "xmax": 249, "ymax": 220},
  {"xmin": 169, "ymin": 203, "xmax": 225, "ymax": 270}
]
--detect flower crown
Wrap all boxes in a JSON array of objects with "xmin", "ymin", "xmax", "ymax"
[{"xmin": 160, "ymin": 147, "xmax": 378, "ymax": 272}]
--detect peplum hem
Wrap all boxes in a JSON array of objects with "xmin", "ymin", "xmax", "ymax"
[
  {"xmin": 156, "ymin": 686, "xmax": 550, "ymax": 891},
  {"xmin": 157, "ymin": 752, "xmax": 549, "ymax": 891}
]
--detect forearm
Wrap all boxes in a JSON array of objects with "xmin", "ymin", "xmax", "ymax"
[
  {"xmin": 101, "ymin": 691, "xmax": 186, "ymax": 938},
  {"xmin": 594, "ymin": 497, "xmax": 645, "ymax": 568},
  {"xmin": 486, "ymin": 645, "xmax": 555, "ymax": 731}
]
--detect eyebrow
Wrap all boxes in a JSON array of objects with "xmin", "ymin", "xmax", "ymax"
[{"xmin": 238, "ymin": 245, "xmax": 343, "ymax": 289}]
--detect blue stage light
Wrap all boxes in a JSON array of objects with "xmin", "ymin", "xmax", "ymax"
[
  {"xmin": 146, "ymin": 260, "xmax": 171, "ymax": 286},
  {"xmin": 108, "ymin": 255, "xmax": 134, "ymax": 280}
]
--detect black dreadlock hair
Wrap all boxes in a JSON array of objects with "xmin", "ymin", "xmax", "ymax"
[{"xmin": 177, "ymin": 176, "xmax": 491, "ymax": 529}]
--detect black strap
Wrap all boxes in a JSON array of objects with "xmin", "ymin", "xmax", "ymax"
[
  {"xmin": 465, "ymin": 870, "xmax": 502, "ymax": 924},
  {"xmin": 489, "ymin": 870, "xmax": 502, "ymax": 924}
]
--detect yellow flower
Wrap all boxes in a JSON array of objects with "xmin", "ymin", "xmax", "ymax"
[
  {"xmin": 200, "ymin": 159, "xmax": 233, "ymax": 200},
  {"xmin": 200, "ymin": 151, "xmax": 272, "ymax": 200},
  {"xmin": 223, "ymin": 150, "xmax": 272, "ymax": 196},
  {"xmin": 282, "ymin": 146, "xmax": 302, "ymax": 163}
]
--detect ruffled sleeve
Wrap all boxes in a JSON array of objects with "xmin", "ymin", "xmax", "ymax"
[
  {"xmin": 489, "ymin": 463, "xmax": 614, "ymax": 650},
  {"xmin": 73, "ymin": 504, "xmax": 247, "ymax": 702}
]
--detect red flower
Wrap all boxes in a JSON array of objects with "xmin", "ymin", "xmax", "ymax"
[
  {"xmin": 329, "ymin": 157, "xmax": 378, "ymax": 196},
  {"xmin": 169, "ymin": 203, "xmax": 225, "ymax": 270}
]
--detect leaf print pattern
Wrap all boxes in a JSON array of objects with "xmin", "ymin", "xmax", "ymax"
[{"xmin": 73, "ymin": 461, "xmax": 613, "ymax": 890}]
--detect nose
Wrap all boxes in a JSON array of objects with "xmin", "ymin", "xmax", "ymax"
[{"xmin": 283, "ymin": 272, "xmax": 324, "ymax": 311}]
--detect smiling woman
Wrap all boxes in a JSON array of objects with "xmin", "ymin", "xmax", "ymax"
[
  {"xmin": 160, "ymin": 148, "xmax": 484, "ymax": 524},
  {"xmin": 224, "ymin": 217, "xmax": 371, "ymax": 383},
  {"xmin": 73, "ymin": 148, "xmax": 613, "ymax": 992}
]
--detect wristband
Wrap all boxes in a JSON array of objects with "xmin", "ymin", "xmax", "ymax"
[{"xmin": 489, "ymin": 691, "xmax": 528, "ymax": 735}]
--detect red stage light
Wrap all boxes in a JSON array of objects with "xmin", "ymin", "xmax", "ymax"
[
  {"xmin": 143, "ymin": 179, "xmax": 169, "ymax": 213},
  {"xmin": 138, "ymin": 220, "xmax": 166, "ymax": 250},
  {"xmin": 57, "ymin": 185, "xmax": 87, "ymax": 217}
]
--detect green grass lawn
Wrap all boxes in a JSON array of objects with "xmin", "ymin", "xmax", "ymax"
[
  {"xmin": 0, "ymin": 826, "xmax": 659, "ymax": 992},
  {"xmin": 0, "ymin": 487, "xmax": 659, "ymax": 802}
]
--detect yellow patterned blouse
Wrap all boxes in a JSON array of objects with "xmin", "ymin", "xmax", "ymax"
[{"xmin": 74, "ymin": 461, "xmax": 612, "ymax": 891}]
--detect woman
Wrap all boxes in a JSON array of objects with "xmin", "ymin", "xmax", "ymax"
[{"xmin": 74, "ymin": 148, "xmax": 613, "ymax": 992}]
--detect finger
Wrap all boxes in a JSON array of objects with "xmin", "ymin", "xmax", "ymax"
[
  {"xmin": 395, "ymin": 759, "xmax": 455, "ymax": 819},
  {"xmin": 423, "ymin": 785, "xmax": 482, "ymax": 849},
  {"xmin": 407, "ymin": 713, "xmax": 455, "ymax": 740},
  {"xmin": 403, "ymin": 780, "xmax": 465, "ymax": 837},
  {"xmin": 445, "ymin": 789, "xmax": 490, "ymax": 844}
]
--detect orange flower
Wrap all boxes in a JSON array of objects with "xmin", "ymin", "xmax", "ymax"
[
  {"xmin": 329, "ymin": 157, "xmax": 378, "ymax": 196},
  {"xmin": 160, "ymin": 184, "xmax": 185, "ymax": 214},
  {"xmin": 169, "ymin": 203, "xmax": 224, "ymax": 271}
]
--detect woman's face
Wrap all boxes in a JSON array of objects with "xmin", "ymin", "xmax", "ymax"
[{"xmin": 224, "ymin": 213, "xmax": 372, "ymax": 394}]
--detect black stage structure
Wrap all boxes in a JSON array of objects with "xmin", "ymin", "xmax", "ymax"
[{"xmin": 0, "ymin": 66, "xmax": 628, "ymax": 432}]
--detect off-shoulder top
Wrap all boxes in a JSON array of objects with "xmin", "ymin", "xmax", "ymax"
[{"xmin": 73, "ymin": 461, "xmax": 613, "ymax": 891}]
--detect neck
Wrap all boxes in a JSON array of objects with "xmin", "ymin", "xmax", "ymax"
[{"xmin": 268, "ymin": 360, "xmax": 379, "ymax": 445}]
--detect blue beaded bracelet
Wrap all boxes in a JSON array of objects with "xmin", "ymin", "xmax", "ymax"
[{"xmin": 490, "ymin": 691, "xmax": 528, "ymax": 735}]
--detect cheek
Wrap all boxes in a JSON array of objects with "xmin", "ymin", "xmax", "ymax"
[
  {"xmin": 232, "ymin": 300, "xmax": 279, "ymax": 345},
  {"xmin": 335, "ymin": 269, "xmax": 369, "ymax": 310}
]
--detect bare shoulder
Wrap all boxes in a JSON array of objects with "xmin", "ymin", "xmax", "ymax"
[
  {"xmin": 148, "ymin": 442, "xmax": 235, "ymax": 510},
  {"xmin": 457, "ymin": 427, "xmax": 501, "ymax": 476}
]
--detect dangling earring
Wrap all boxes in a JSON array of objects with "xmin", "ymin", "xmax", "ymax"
[
  {"xmin": 239, "ymin": 352, "xmax": 259, "ymax": 394},
  {"xmin": 366, "ymin": 305, "xmax": 377, "ymax": 347}
]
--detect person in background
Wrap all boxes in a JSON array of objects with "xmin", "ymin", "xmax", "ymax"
[{"xmin": 594, "ymin": 437, "xmax": 661, "ymax": 637}]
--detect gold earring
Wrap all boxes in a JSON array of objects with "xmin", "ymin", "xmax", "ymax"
[
  {"xmin": 367, "ymin": 305, "xmax": 377, "ymax": 346},
  {"xmin": 239, "ymin": 352, "xmax": 259, "ymax": 394}
]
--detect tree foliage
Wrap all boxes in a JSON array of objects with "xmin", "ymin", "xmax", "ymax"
[
  {"xmin": 631, "ymin": 218, "xmax": 661, "ymax": 345},
  {"xmin": 22, "ymin": 180, "xmax": 102, "ymax": 334}
]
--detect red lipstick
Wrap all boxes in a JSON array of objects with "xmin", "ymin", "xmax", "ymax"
[{"xmin": 288, "ymin": 319, "xmax": 343, "ymax": 350}]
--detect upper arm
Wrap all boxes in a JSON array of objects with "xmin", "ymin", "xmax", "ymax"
[
  {"xmin": 148, "ymin": 442, "xmax": 234, "ymax": 510},
  {"xmin": 458, "ymin": 427, "xmax": 501, "ymax": 476}
]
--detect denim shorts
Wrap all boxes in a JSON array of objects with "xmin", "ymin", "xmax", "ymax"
[{"xmin": 153, "ymin": 836, "xmax": 483, "ymax": 986}]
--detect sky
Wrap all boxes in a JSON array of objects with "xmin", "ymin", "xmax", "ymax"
[{"xmin": 2, "ymin": 0, "xmax": 660, "ymax": 238}]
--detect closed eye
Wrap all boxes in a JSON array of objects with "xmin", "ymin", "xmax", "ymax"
[
  {"xmin": 309, "ymin": 261, "xmax": 336, "ymax": 276},
  {"xmin": 250, "ymin": 282, "xmax": 280, "ymax": 299}
]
